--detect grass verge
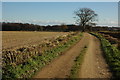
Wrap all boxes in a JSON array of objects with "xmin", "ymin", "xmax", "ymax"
[
  {"xmin": 90, "ymin": 32, "xmax": 120, "ymax": 78},
  {"xmin": 69, "ymin": 46, "xmax": 87, "ymax": 78}
]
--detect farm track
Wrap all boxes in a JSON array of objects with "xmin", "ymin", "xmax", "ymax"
[
  {"xmin": 33, "ymin": 33, "xmax": 89, "ymax": 78},
  {"xmin": 79, "ymin": 33, "xmax": 112, "ymax": 78},
  {"xmin": 34, "ymin": 33, "xmax": 112, "ymax": 78}
]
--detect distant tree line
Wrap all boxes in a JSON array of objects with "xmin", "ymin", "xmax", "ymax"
[
  {"xmin": 2, "ymin": 22, "xmax": 120, "ymax": 32},
  {"xmin": 2, "ymin": 22, "xmax": 81, "ymax": 31},
  {"xmin": 2, "ymin": 22, "xmax": 44, "ymax": 31}
]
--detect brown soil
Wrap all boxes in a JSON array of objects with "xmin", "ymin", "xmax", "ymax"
[
  {"xmin": 33, "ymin": 33, "xmax": 112, "ymax": 78},
  {"xmin": 2, "ymin": 31, "xmax": 69, "ymax": 49}
]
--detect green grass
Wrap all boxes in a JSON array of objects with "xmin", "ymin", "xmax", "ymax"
[
  {"xmin": 69, "ymin": 46, "xmax": 87, "ymax": 78},
  {"xmin": 3, "ymin": 32, "xmax": 83, "ymax": 79},
  {"xmin": 90, "ymin": 32, "xmax": 120, "ymax": 78}
]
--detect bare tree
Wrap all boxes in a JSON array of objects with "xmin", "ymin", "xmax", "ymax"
[{"xmin": 74, "ymin": 8, "xmax": 98, "ymax": 31}]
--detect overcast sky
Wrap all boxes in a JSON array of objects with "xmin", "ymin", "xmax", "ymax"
[{"xmin": 2, "ymin": 2, "xmax": 118, "ymax": 26}]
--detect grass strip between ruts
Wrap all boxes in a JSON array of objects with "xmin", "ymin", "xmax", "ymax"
[{"xmin": 69, "ymin": 46, "xmax": 87, "ymax": 78}]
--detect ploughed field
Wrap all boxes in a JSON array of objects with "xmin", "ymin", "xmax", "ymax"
[
  {"xmin": 2, "ymin": 31, "xmax": 69, "ymax": 49},
  {"xmin": 99, "ymin": 32, "xmax": 120, "ymax": 40},
  {"xmin": 99, "ymin": 31, "xmax": 120, "ymax": 50}
]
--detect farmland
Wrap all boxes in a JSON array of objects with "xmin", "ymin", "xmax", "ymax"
[
  {"xmin": 98, "ymin": 31, "xmax": 120, "ymax": 50},
  {"xmin": 2, "ymin": 31, "xmax": 118, "ymax": 79},
  {"xmin": 2, "ymin": 31, "xmax": 69, "ymax": 49},
  {"xmin": 2, "ymin": 2, "xmax": 120, "ymax": 79},
  {"xmin": 99, "ymin": 32, "xmax": 120, "ymax": 39}
]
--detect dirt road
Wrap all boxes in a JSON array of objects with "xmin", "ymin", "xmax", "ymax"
[
  {"xmin": 34, "ymin": 33, "xmax": 89, "ymax": 78},
  {"xmin": 79, "ymin": 33, "xmax": 112, "ymax": 78},
  {"xmin": 33, "ymin": 33, "xmax": 112, "ymax": 78}
]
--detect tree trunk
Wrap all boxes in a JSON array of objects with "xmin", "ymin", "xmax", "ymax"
[{"xmin": 82, "ymin": 26, "xmax": 85, "ymax": 32}]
